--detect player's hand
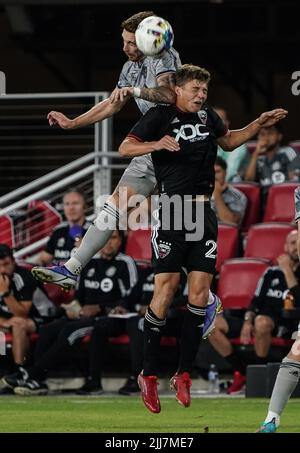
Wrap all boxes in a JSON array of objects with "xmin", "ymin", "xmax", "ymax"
[
  {"xmin": 109, "ymin": 87, "xmax": 133, "ymax": 104},
  {"xmin": 0, "ymin": 274, "xmax": 10, "ymax": 293},
  {"xmin": 153, "ymin": 135, "xmax": 180, "ymax": 152},
  {"xmin": 240, "ymin": 322, "xmax": 253, "ymax": 344},
  {"xmin": 277, "ymin": 253, "xmax": 293, "ymax": 272},
  {"xmin": 47, "ymin": 111, "xmax": 74, "ymax": 129},
  {"xmin": 257, "ymin": 108, "xmax": 288, "ymax": 128},
  {"xmin": 110, "ymin": 306, "xmax": 128, "ymax": 315},
  {"xmin": 254, "ymin": 138, "xmax": 268, "ymax": 155}
]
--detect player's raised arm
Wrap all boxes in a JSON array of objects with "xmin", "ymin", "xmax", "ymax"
[
  {"xmin": 47, "ymin": 96, "xmax": 129, "ymax": 130},
  {"xmin": 119, "ymin": 135, "xmax": 180, "ymax": 158},
  {"xmin": 217, "ymin": 108, "xmax": 288, "ymax": 151}
]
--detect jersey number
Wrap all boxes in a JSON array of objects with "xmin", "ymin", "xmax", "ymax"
[{"xmin": 205, "ymin": 240, "xmax": 217, "ymax": 259}]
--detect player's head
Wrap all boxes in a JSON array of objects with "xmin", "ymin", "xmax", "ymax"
[
  {"xmin": 285, "ymin": 230, "xmax": 299, "ymax": 263},
  {"xmin": 0, "ymin": 243, "xmax": 15, "ymax": 276},
  {"xmin": 257, "ymin": 123, "xmax": 283, "ymax": 152},
  {"xmin": 214, "ymin": 156, "xmax": 227, "ymax": 185},
  {"xmin": 174, "ymin": 64, "xmax": 211, "ymax": 113},
  {"xmin": 121, "ymin": 11, "xmax": 155, "ymax": 61},
  {"xmin": 63, "ymin": 188, "xmax": 87, "ymax": 225},
  {"xmin": 100, "ymin": 230, "xmax": 123, "ymax": 259}
]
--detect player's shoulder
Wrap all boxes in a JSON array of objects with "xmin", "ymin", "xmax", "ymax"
[{"xmin": 51, "ymin": 222, "xmax": 69, "ymax": 233}]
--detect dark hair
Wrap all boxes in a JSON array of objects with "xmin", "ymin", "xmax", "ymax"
[
  {"xmin": 122, "ymin": 11, "xmax": 155, "ymax": 33},
  {"xmin": 175, "ymin": 64, "xmax": 211, "ymax": 87},
  {"xmin": 0, "ymin": 244, "xmax": 14, "ymax": 260},
  {"xmin": 215, "ymin": 156, "xmax": 227, "ymax": 171},
  {"xmin": 63, "ymin": 187, "xmax": 87, "ymax": 206}
]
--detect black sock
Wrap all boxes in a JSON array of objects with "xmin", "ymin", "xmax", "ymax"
[
  {"xmin": 143, "ymin": 307, "xmax": 166, "ymax": 376},
  {"xmin": 177, "ymin": 303, "xmax": 206, "ymax": 374},
  {"xmin": 225, "ymin": 352, "xmax": 246, "ymax": 375},
  {"xmin": 255, "ymin": 356, "xmax": 268, "ymax": 365}
]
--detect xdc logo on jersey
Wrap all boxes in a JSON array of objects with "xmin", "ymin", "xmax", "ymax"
[{"xmin": 173, "ymin": 124, "xmax": 209, "ymax": 142}]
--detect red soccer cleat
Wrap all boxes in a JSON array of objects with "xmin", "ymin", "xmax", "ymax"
[
  {"xmin": 227, "ymin": 371, "xmax": 246, "ymax": 395},
  {"xmin": 170, "ymin": 372, "xmax": 192, "ymax": 407},
  {"xmin": 138, "ymin": 372, "xmax": 161, "ymax": 413}
]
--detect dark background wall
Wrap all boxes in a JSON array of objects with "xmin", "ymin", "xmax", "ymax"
[{"xmin": 0, "ymin": 0, "xmax": 300, "ymax": 147}]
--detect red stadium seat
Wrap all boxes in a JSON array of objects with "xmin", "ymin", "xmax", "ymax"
[
  {"xmin": 0, "ymin": 215, "xmax": 15, "ymax": 248},
  {"xmin": 218, "ymin": 258, "xmax": 270, "ymax": 309},
  {"xmin": 244, "ymin": 222, "xmax": 295, "ymax": 264},
  {"xmin": 125, "ymin": 227, "xmax": 152, "ymax": 266},
  {"xmin": 289, "ymin": 141, "xmax": 300, "ymax": 153},
  {"xmin": 232, "ymin": 182, "xmax": 261, "ymax": 232},
  {"xmin": 263, "ymin": 183, "xmax": 299, "ymax": 223},
  {"xmin": 83, "ymin": 333, "xmax": 177, "ymax": 347},
  {"xmin": 216, "ymin": 223, "xmax": 239, "ymax": 272},
  {"xmin": 27, "ymin": 200, "xmax": 62, "ymax": 244}
]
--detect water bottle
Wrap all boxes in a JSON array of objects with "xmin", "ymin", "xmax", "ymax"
[{"xmin": 208, "ymin": 364, "xmax": 220, "ymax": 394}]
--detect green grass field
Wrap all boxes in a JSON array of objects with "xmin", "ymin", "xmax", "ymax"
[{"xmin": 0, "ymin": 395, "xmax": 299, "ymax": 433}]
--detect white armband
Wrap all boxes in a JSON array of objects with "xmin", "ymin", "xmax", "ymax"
[{"xmin": 133, "ymin": 87, "xmax": 141, "ymax": 98}]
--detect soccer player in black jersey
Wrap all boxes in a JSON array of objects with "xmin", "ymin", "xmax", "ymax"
[{"xmin": 119, "ymin": 64, "xmax": 288, "ymax": 413}]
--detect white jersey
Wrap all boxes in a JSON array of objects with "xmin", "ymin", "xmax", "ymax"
[{"xmin": 117, "ymin": 48, "xmax": 181, "ymax": 114}]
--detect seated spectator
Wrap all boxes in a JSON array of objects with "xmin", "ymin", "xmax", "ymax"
[
  {"xmin": 0, "ymin": 244, "xmax": 49, "ymax": 378},
  {"xmin": 244, "ymin": 124, "xmax": 297, "ymax": 200},
  {"xmin": 1, "ymin": 230, "xmax": 138, "ymax": 395},
  {"xmin": 214, "ymin": 106, "xmax": 248, "ymax": 182},
  {"xmin": 209, "ymin": 229, "xmax": 300, "ymax": 394},
  {"xmin": 210, "ymin": 157, "xmax": 247, "ymax": 227},
  {"xmin": 36, "ymin": 188, "xmax": 91, "ymax": 266}
]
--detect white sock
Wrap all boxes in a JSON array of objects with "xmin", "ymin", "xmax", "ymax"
[{"xmin": 265, "ymin": 411, "xmax": 280, "ymax": 427}]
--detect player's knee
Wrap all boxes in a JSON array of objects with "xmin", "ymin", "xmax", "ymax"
[
  {"xmin": 254, "ymin": 315, "xmax": 273, "ymax": 333},
  {"xmin": 188, "ymin": 287, "xmax": 209, "ymax": 307}
]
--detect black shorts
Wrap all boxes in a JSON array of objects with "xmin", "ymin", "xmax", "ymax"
[{"xmin": 151, "ymin": 202, "xmax": 218, "ymax": 275}]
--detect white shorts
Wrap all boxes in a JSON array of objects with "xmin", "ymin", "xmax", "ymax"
[{"xmin": 116, "ymin": 154, "xmax": 156, "ymax": 197}]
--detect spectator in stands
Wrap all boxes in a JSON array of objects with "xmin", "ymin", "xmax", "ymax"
[
  {"xmin": 36, "ymin": 188, "xmax": 91, "ymax": 266},
  {"xmin": 244, "ymin": 124, "xmax": 297, "ymax": 198},
  {"xmin": 214, "ymin": 107, "xmax": 248, "ymax": 182},
  {"xmin": 210, "ymin": 157, "xmax": 247, "ymax": 227},
  {"xmin": 209, "ymin": 229, "xmax": 300, "ymax": 394},
  {"xmin": 1, "ymin": 230, "xmax": 138, "ymax": 395},
  {"xmin": 0, "ymin": 244, "xmax": 48, "ymax": 381}
]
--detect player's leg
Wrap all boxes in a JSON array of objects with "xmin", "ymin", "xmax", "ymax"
[
  {"xmin": 32, "ymin": 155, "xmax": 156, "ymax": 289},
  {"xmin": 10, "ymin": 317, "xmax": 36, "ymax": 366},
  {"xmin": 253, "ymin": 314, "xmax": 275, "ymax": 360},
  {"xmin": 139, "ymin": 271, "xmax": 180, "ymax": 413}
]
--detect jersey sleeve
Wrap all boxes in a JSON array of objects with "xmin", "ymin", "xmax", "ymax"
[
  {"xmin": 127, "ymin": 106, "xmax": 163, "ymax": 142},
  {"xmin": 152, "ymin": 50, "xmax": 178, "ymax": 78},
  {"xmin": 13, "ymin": 270, "xmax": 37, "ymax": 302},
  {"xmin": 44, "ymin": 231, "xmax": 57, "ymax": 255},
  {"xmin": 210, "ymin": 108, "xmax": 228, "ymax": 138},
  {"xmin": 117, "ymin": 62, "xmax": 131, "ymax": 88},
  {"xmin": 248, "ymin": 268, "xmax": 272, "ymax": 313},
  {"xmin": 295, "ymin": 187, "xmax": 300, "ymax": 222}
]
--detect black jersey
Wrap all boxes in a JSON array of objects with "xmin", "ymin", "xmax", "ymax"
[
  {"xmin": 75, "ymin": 252, "xmax": 138, "ymax": 313},
  {"xmin": 128, "ymin": 105, "xmax": 227, "ymax": 197},
  {"xmin": 45, "ymin": 221, "xmax": 91, "ymax": 264},
  {"xmin": 249, "ymin": 265, "xmax": 300, "ymax": 317},
  {"xmin": 0, "ymin": 265, "xmax": 41, "ymax": 319}
]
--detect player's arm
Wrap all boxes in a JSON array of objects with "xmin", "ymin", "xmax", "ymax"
[
  {"xmin": 119, "ymin": 135, "xmax": 179, "ymax": 158},
  {"xmin": 110, "ymin": 72, "xmax": 176, "ymax": 105},
  {"xmin": 217, "ymin": 108, "xmax": 288, "ymax": 151},
  {"xmin": 47, "ymin": 97, "xmax": 129, "ymax": 130}
]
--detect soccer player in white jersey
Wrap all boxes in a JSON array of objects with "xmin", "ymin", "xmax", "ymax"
[
  {"xmin": 257, "ymin": 186, "xmax": 300, "ymax": 433},
  {"xmin": 32, "ymin": 11, "xmax": 219, "ymax": 336}
]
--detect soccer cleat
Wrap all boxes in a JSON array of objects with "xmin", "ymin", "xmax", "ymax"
[
  {"xmin": 118, "ymin": 376, "xmax": 140, "ymax": 395},
  {"xmin": 31, "ymin": 265, "xmax": 78, "ymax": 291},
  {"xmin": 227, "ymin": 371, "xmax": 246, "ymax": 395},
  {"xmin": 138, "ymin": 372, "xmax": 161, "ymax": 413},
  {"xmin": 14, "ymin": 379, "xmax": 48, "ymax": 396},
  {"xmin": 1, "ymin": 367, "xmax": 29, "ymax": 389},
  {"xmin": 202, "ymin": 294, "xmax": 223, "ymax": 339},
  {"xmin": 256, "ymin": 418, "xmax": 277, "ymax": 433},
  {"xmin": 170, "ymin": 372, "xmax": 192, "ymax": 407}
]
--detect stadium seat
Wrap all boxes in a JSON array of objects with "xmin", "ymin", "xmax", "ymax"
[
  {"xmin": 218, "ymin": 257, "xmax": 270, "ymax": 309},
  {"xmin": 83, "ymin": 333, "xmax": 177, "ymax": 347},
  {"xmin": 244, "ymin": 222, "xmax": 295, "ymax": 264},
  {"xmin": 216, "ymin": 223, "xmax": 239, "ymax": 272},
  {"xmin": 26, "ymin": 200, "xmax": 62, "ymax": 244},
  {"xmin": 246, "ymin": 141, "xmax": 257, "ymax": 154},
  {"xmin": 125, "ymin": 227, "xmax": 152, "ymax": 266},
  {"xmin": 232, "ymin": 182, "xmax": 261, "ymax": 232},
  {"xmin": 289, "ymin": 141, "xmax": 300, "ymax": 153},
  {"xmin": 263, "ymin": 183, "xmax": 299, "ymax": 223},
  {"xmin": 0, "ymin": 215, "xmax": 15, "ymax": 248}
]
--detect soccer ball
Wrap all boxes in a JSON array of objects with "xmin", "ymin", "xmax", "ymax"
[{"xmin": 135, "ymin": 16, "xmax": 174, "ymax": 57}]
